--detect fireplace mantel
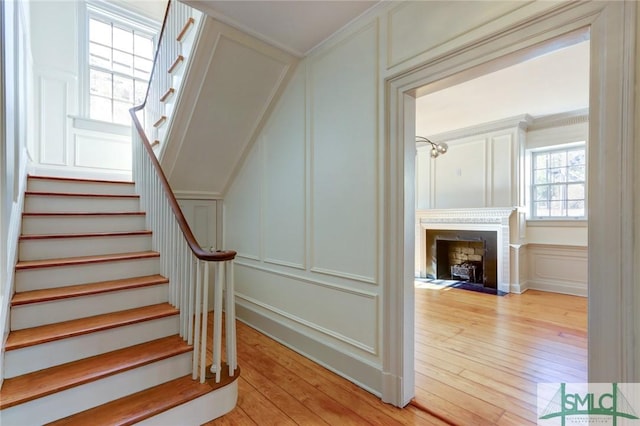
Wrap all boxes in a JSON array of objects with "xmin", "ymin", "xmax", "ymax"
[
  {"xmin": 418, "ymin": 208, "xmax": 515, "ymax": 225},
  {"xmin": 416, "ymin": 208, "xmax": 516, "ymax": 293}
]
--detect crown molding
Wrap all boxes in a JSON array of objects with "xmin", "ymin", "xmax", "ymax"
[
  {"xmin": 528, "ymin": 108, "xmax": 589, "ymax": 131},
  {"xmin": 426, "ymin": 114, "xmax": 533, "ymax": 143}
]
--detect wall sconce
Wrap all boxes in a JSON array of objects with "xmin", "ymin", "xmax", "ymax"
[{"xmin": 416, "ymin": 136, "xmax": 448, "ymax": 158}]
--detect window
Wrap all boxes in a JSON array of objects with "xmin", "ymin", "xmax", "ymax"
[
  {"xmin": 531, "ymin": 144, "xmax": 586, "ymax": 218},
  {"xmin": 85, "ymin": 5, "xmax": 156, "ymax": 125}
]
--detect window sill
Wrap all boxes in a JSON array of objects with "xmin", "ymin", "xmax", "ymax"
[
  {"xmin": 69, "ymin": 115, "xmax": 131, "ymax": 136},
  {"xmin": 526, "ymin": 219, "xmax": 587, "ymax": 227}
]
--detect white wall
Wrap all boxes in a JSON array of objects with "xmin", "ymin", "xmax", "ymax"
[
  {"xmin": 415, "ymin": 117, "xmax": 526, "ymax": 210},
  {"xmin": 225, "ymin": 22, "xmax": 383, "ymax": 393},
  {"xmin": 1, "ymin": 0, "xmax": 34, "ymax": 386}
]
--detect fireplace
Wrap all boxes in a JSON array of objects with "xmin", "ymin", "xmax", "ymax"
[
  {"xmin": 427, "ymin": 230, "xmax": 497, "ymax": 289},
  {"xmin": 416, "ymin": 208, "xmax": 515, "ymax": 293}
]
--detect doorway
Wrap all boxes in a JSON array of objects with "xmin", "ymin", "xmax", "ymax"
[
  {"xmin": 382, "ymin": 0, "xmax": 636, "ymax": 410},
  {"xmin": 411, "ymin": 35, "xmax": 590, "ymax": 424}
]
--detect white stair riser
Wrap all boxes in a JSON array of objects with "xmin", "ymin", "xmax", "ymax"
[
  {"xmin": 11, "ymin": 284, "xmax": 170, "ymax": 330},
  {"xmin": 21, "ymin": 215, "xmax": 147, "ymax": 235},
  {"xmin": 138, "ymin": 381, "xmax": 238, "ymax": 426},
  {"xmin": 15, "ymin": 257, "xmax": 160, "ymax": 292},
  {"xmin": 0, "ymin": 352, "xmax": 192, "ymax": 425},
  {"xmin": 4, "ymin": 315, "xmax": 180, "ymax": 378},
  {"xmin": 19, "ymin": 234, "xmax": 152, "ymax": 261},
  {"xmin": 25, "ymin": 196, "xmax": 140, "ymax": 213},
  {"xmin": 28, "ymin": 179, "xmax": 136, "ymax": 195}
]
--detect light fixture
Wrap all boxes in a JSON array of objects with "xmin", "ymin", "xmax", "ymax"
[{"xmin": 416, "ymin": 136, "xmax": 448, "ymax": 158}]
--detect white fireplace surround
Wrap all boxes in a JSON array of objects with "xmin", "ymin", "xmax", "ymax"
[{"xmin": 416, "ymin": 207, "xmax": 516, "ymax": 293}]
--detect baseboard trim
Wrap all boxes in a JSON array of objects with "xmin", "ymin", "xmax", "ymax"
[
  {"xmin": 235, "ymin": 303, "xmax": 382, "ymax": 396},
  {"xmin": 528, "ymin": 279, "xmax": 587, "ymax": 297},
  {"xmin": 511, "ymin": 281, "xmax": 529, "ymax": 294}
]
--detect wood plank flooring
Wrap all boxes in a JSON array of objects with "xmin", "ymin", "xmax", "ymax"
[
  {"xmin": 413, "ymin": 283, "xmax": 587, "ymax": 425},
  {"xmin": 206, "ymin": 286, "xmax": 586, "ymax": 425},
  {"xmin": 205, "ymin": 319, "xmax": 448, "ymax": 426}
]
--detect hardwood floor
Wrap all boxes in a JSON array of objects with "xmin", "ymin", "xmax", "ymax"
[
  {"xmin": 205, "ymin": 319, "xmax": 448, "ymax": 426},
  {"xmin": 206, "ymin": 285, "xmax": 586, "ymax": 425},
  {"xmin": 413, "ymin": 283, "xmax": 587, "ymax": 425}
]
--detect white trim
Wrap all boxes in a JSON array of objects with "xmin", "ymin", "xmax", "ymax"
[
  {"xmin": 417, "ymin": 208, "xmax": 515, "ymax": 293},
  {"xmin": 427, "ymin": 114, "xmax": 532, "ymax": 143},
  {"xmin": 236, "ymin": 292, "xmax": 377, "ymax": 354},
  {"xmin": 386, "ymin": 1, "xmax": 637, "ymax": 406},
  {"xmin": 235, "ymin": 304, "xmax": 382, "ymax": 396},
  {"xmin": 173, "ymin": 190, "xmax": 222, "ymax": 200},
  {"xmin": 78, "ymin": 0, "xmax": 159, "ymax": 120}
]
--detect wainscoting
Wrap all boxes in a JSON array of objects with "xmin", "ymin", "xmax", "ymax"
[{"xmin": 525, "ymin": 244, "xmax": 587, "ymax": 297}]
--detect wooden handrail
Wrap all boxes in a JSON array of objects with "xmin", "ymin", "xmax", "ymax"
[
  {"xmin": 130, "ymin": 108, "xmax": 236, "ymax": 262},
  {"xmin": 129, "ymin": 1, "xmax": 235, "ymax": 263}
]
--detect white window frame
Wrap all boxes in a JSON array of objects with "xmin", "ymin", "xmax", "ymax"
[
  {"xmin": 78, "ymin": 0, "xmax": 158, "ymax": 126},
  {"xmin": 526, "ymin": 141, "xmax": 587, "ymax": 221}
]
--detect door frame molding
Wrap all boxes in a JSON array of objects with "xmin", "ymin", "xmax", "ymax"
[{"xmin": 383, "ymin": 1, "xmax": 637, "ymax": 406}]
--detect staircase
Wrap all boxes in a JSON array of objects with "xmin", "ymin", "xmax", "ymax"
[{"xmin": 0, "ymin": 175, "xmax": 239, "ymax": 425}]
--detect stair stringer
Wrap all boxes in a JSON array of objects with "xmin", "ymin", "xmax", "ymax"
[
  {"xmin": 137, "ymin": 380, "xmax": 238, "ymax": 426},
  {"xmin": 158, "ymin": 15, "xmax": 298, "ymax": 198}
]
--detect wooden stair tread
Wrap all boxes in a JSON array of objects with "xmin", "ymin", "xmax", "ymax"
[
  {"xmin": 5, "ymin": 303, "xmax": 178, "ymax": 350},
  {"xmin": 0, "ymin": 335, "xmax": 190, "ymax": 409},
  {"xmin": 47, "ymin": 368, "xmax": 240, "ymax": 426},
  {"xmin": 15, "ymin": 250, "xmax": 159, "ymax": 270},
  {"xmin": 12, "ymin": 275, "xmax": 169, "ymax": 306},
  {"xmin": 28, "ymin": 175, "xmax": 135, "ymax": 185},
  {"xmin": 23, "ymin": 212, "xmax": 145, "ymax": 217},
  {"xmin": 25, "ymin": 191, "xmax": 139, "ymax": 199},
  {"xmin": 20, "ymin": 230, "xmax": 152, "ymax": 240}
]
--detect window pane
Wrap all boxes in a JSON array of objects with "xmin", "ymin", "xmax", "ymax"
[
  {"xmin": 113, "ymin": 100, "xmax": 131, "ymax": 125},
  {"xmin": 134, "ymin": 34, "xmax": 153, "ymax": 58},
  {"xmin": 113, "ymin": 75, "xmax": 133, "ymax": 102},
  {"xmin": 134, "ymin": 57, "xmax": 152, "ymax": 79},
  {"xmin": 90, "ymin": 95, "xmax": 112, "ymax": 122},
  {"xmin": 568, "ymin": 149, "xmax": 586, "ymax": 166},
  {"xmin": 534, "ymin": 186, "xmax": 549, "ymax": 201},
  {"xmin": 113, "ymin": 51, "xmax": 133, "ymax": 74},
  {"xmin": 567, "ymin": 183, "xmax": 585, "ymax": 200},
  {"xmin": 568, "ymin": 200, "xmax": 585, "ymax": 216},
  {"xmin": 549, "ymin": 167, "xmax": 566, "ymax": 183},
  {"xmin": 90, "ymin": 19, "xmax": 111, "ymax": 46},
  {"xmin": 568, "ymin": 165, "xmax": 585, "ymax": 182},
  {"xmin": 134, "ymin": 81, "xmax": 147, "ymax": 104},
  {"xmin": 534, "ymin": 153, "xmax": 548, "ymax": 170},
  {"xmin": 89, "ymin": 42, "xmax": 111, "ymax": 69},
  {"xmin": 90, "ymin": 69, "xmax": 112, "ymax": 97},
  {"xmin": 534, "ymin": 169, "xmax": 548, "ymax": 184},
  {"xmin": 534, "ymin": 201, "xmax": 550, "ymax": 217},
  {"xmin": 550, "ymin": 184, "xmax": 565, "ymax": 201},
  {"xmin": 549, "ymin": 201, "xmax": 566, "ymax": 216},
  {"xmin": 549, "ymin": 151, "xmax": 567, "ymax": 167},
  {"xmin": 113, "ymin": 27, "xmax": 133, "ymax": 53}
]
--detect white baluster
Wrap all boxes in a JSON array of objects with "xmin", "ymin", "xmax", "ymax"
[
  {"xmin": 192, "ymin": 259, "xmax": 202, "ymax": 380},
  {"xmin": 200, "ymin": 261, "xmax": 209, "ymax": 383},
  {"xmin": 225, "ymin": 260, "xmax": 236, "ymax": 374},
  {"xmin": 212, "ymin": 261, "xmax": 223, "ymax": 382}
]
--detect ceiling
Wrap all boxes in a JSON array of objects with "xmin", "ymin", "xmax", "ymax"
[
  {"xmin": 416, "ymin": 40, "xmax": 590, "ymax": 137},
  {"xmin": 182, "ymin": 0, "xmax": 379, "ymax": 56}
]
